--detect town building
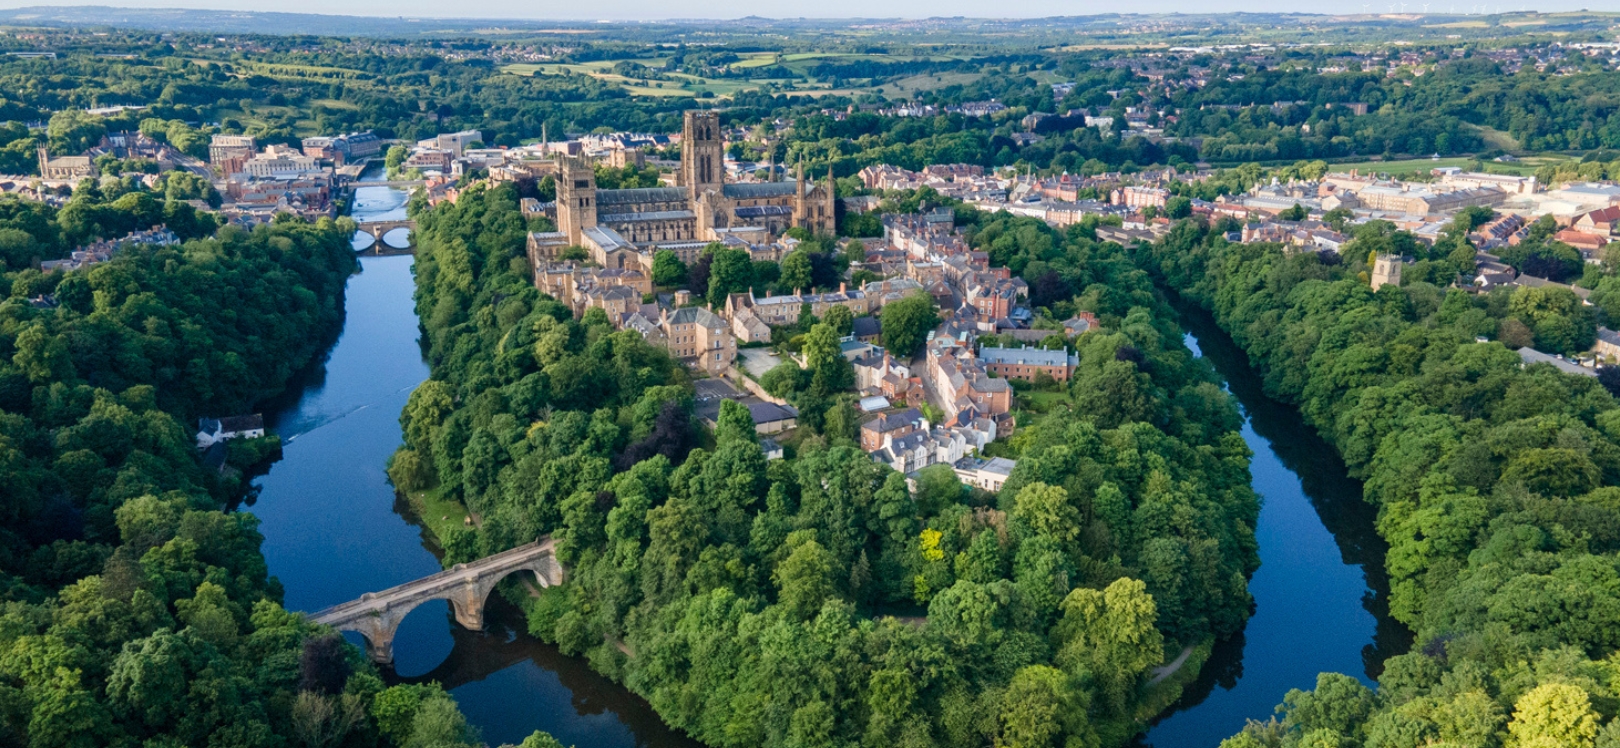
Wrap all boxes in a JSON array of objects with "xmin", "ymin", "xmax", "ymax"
[
  {"xmin": 41, "ymin": 226, "xmax": 180, "ymax": 272},
  {"xmin": 242, "ymin": 145, "xmax": 321, "ymax": 178},
  {"xmin": 196, "ymin": 414, "xmax": 266, "ymax": 449},
  {"xmin": 659, "ymin": 306, "xmax": 735, "ymax": 377},
  {"xmin": 36, "ymin": 146, "xmax": 95, "ymax": 180},
  {"xmin": 209, "ymin": 134, "xmax": 257, "ymax": 175},
  {"xmin": 435, "ymin": 130, "xmax": 483, "ymax": 157},
  {"xmin": 953, "ymin": 456, "xmax": 1017, "ymax": 492},
  {"xmin": 979, "ymin": 345, "xmax": 1080, "ymax": 382},
  {"xmin": 1354, "ymin": 185, "xmax": 1505, "ymax": 215}
]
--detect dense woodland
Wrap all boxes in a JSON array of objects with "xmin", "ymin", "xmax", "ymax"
[
  {"xmin": 393, "ymin": 183, "xmax": 1262, "ymax": 748},
  {"xmin": 9, "ymin": 19, "xmax": 1620, "ymax": 748},
  {"xmin": 1133, "ymin": 220, "xmax": 1620, "ymax": 748},
  {"xmin": 4, "ymin": 37, "xmax": 1620, "ymax": 181},
  {"xmin": 0, "ymin": 207, "xmax": 576, "ymax": 748}
]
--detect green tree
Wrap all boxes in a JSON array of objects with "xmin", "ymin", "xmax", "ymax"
[
  {"xmin": 780, "ymin": 249, "xmax": 814, "ymax": 292},
  {"xmin": 651, "ymin": 249, "xmax": 687, "ymax": 287},
  {"xmin": 1054, "ymin": 577, "xmax": 1164, "ymax": 714},
  {"xmin": 1012, "ymin": 482, "xmax": 1080, "ymax": 544},
  {"xmin": 404, "ymin": 695, "xmax": 478, "ymax": 748},
  {"xmin": 998, "ymin": 665, "xmax": 1088, "ymax": 748},
  {"xmin": 46, "ymin": 110, "xmax": 106, "ymax": 155},
  {"xmin": 774, "ymin": 537, "xmax": 837, "ymax": 619},
  {"xmin": 802, "ymin": 322, "xmax": 853, "ymax": 396},
  {"xmin": 881, "ymin": 292, "xmax": 938, "ymax": 357},
  {"xmin": 715, "ymin": 399, "xmax": 757, "ymax": 444},
  {"xmin": 707, "ymin": 247, "xmax": 753, "ymax": 306},
  {"xmin": 1507, "ymin": 683, "xmax": 1599, "ymax": 748},
  {"xmin": 823, "ymin": 305, "xmax": 854, "ymax": 337}
]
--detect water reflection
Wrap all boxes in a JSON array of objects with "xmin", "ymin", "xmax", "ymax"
[
  {"xmin": 1135, "ymin": 304, "xmax": 1411, "ymax": 747},
  {"xmin": 248, "ymin": 195, "xmax": 701, "ymax": 746}
]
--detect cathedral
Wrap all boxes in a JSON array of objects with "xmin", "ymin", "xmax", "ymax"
[{"xmin": 548, "ymin": 110, "xmax": 836, "ymax": 265}]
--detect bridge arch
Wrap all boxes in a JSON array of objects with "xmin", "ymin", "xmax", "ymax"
[
  {"xmin": 309, "ymin": 539, "xmax": 564, "ymax": 664},
  {"xmin": 352, "ymin": 219, "xmax": 417, "ymax": 253}
]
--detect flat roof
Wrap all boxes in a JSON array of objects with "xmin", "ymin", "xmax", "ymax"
[{"xmin": 1518, "ymin": 348, "xmax": 1596, "ymax": 378}]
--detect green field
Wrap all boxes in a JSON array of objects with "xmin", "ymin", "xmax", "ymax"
[
  {"xmin": 504, "ymin": 51, "xmax": 972, "ymax": 100},
  {"xmin": 503, "ymin": 60, "xmax": 848, "ymax": 99},
  {"xmin": 732, "ymin": 53, "xmax": 782, "ymax": 69},
  {"xmin": 876, "ymin": 71, "xmax": 984, "ymax": 97}
]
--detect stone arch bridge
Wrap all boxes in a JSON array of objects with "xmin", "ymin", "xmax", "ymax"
[
  {"xmin": 354, "ymin": 219, "xmax": 416, "ymax": 253},
  {"xmin": 309, "ymin": 538, "xmax": 564, "ymax": 664}
]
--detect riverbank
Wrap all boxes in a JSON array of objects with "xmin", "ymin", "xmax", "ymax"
[
  {"xmin": 1132, "ymin": 299, "xmax": 1403, "ymax": 748},
  {"xmin": 243, "ymin": 175, "xmax": 708, "ymax": 747}
]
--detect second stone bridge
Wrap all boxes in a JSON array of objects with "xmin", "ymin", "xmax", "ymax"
[{"xmin": 308, "ymin": 538, "xmax": 565, "ymax": 663}]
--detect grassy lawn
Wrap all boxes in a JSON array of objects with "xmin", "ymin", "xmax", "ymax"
[
  {"xmin": 403, "ymin": 485, "xmax": 472, "ymax": 543},
  {"xmin": 1470, "ymin": 124, "xmax": 1521, "ymax": 151},
  {"xmin": 504, "ymin": 54, "xmax": 975, "ymax": 100},
  {"xmin": 877, "ymin": 71, "xmax": 984, "ymax": 97},
  {"xmin": 623, "ymin": 84, "xmax": 694, "ymax": 97},
  {"xmin": 732, "ymin": 53, "xmax": 782, "ymax": 69},
  {"xmin": 1017, "ymin": 390, "xmax": 1073, "ymax": 414}
]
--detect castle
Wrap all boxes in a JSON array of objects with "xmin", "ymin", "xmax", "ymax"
[{"xmin": 542, "ymin": 110, "xmax": 836, "ymax": 266}]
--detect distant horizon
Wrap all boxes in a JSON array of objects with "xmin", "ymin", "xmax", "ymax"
[{"xmin": 0, "ymin": 1, "xmax": 1608, "ymax": 23}]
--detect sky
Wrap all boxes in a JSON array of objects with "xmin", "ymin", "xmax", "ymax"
[{"xmin": 0, "ymin": 0, "xmax": 1613, "ymax": 20}]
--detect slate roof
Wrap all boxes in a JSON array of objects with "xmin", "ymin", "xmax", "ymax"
[
  {"xmin": 734, "ymin": 204, "xmax": 795, "ymax": 218},
  {"xmin": 596, "ymin": 187, "xmax": 686, "ymax": 205},
  {"xmin": 668, "ymin": 306, "xmax": 726, "ymax": 328},
  {"xmin": 723, "ymin": 182, "xmax": 798, "ymax": 200},
  {"xmin": 600, "ymin": 209, "xmax": 697, "ymax": 222}
]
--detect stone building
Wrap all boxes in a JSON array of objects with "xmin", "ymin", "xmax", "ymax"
[
  {"xmin": 1372, "ymin": 253, "xmax": 1403, "ymax": 291},
  {"xmin": 979, "ymin": 346, "xmax": 1079, "ymax": 382},
  {"xmin": 661, "ymin": 306, "xmax": 735, "ymax": 376},
  {"xmin": 551, "ymin": 110, "xmax": 836, "ymax": 252},
  {"xmin": 36, "ymin": 146, "xmax": 95, "ymax": 180},
  {"xmin": 209, "ymin": 134, "xmax": 256, "ymax": 175}
]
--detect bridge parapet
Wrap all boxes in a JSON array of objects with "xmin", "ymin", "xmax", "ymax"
[
  {"xmin": 309, "ymin": 538, "xmax": 563, "ymax": 663},
  {"xmin": 353, "ymin": 219, "xmax": 417, "ymax": 253}
]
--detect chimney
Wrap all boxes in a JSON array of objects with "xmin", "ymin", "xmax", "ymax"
[{"xmin": 839, "ymin": 282, "xmax": 847, "ymax": 293}]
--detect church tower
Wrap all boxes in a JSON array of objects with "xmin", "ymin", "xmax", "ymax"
[
  {"xmin": 680, "ymin": 110, "xmax": 723, "ymax": 201},
  {"xmin": 1371, "ymin": 253, "xmax": 1402, "ymax": 291},
  {"xmin": 792, "ymin": 164, "xmax": 838, "ymax": 236},
  {"xmin": 556, "ymin": 155, "xmax": 597, "ymax": 246}
]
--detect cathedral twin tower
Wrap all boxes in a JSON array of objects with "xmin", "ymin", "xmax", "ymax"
[{"xmin": 554, "ymin": 110, "xmax": 836, "ymax": 251}]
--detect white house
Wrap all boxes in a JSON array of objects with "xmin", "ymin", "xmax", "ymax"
[{"xmin": 197, "ymin": 414, "xmax": 266, "ymax": 449}]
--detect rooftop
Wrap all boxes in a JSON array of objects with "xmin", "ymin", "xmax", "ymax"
[
  {"xmin": 1518, "ymin": 348, "xmax": 1596, "ymax": 378},
  {"xmin": 600, "ymin": 209, "xmax": 696, "ymax": 222},
  {"xmin": 979, "ymin": 346, "xmax": 1077, "ymax": 367},
  {"xmin": 722, "ymin": 182, "xmax": 798, "ymax": 200},
  {"xmin": 596, "ymin": 187, "xmax": 686, "ymax": 205}
]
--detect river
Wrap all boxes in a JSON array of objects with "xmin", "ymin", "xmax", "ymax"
[
  {"xmin": 245, "ymin": 176, "xmax": 701, "ymax": 748},
  {"xmin": 1135, "ymin": 306, "xmax": 1410, "ymax": 746},
  {"xmin": 247, "ymin": 176, "xmax": 1405, "ymax": 748}
]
